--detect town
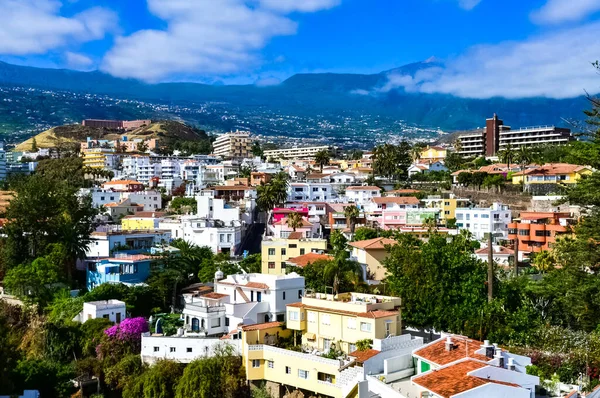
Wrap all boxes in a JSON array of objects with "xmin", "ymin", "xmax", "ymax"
[{"xmin": 0, "ymin": 110, "xmax": 598, "ymax": 398}]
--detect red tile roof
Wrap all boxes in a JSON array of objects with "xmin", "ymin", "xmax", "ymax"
[
  {"xmin": 287, "ymin": 252, "xmax": 333, "ymax": 267},
  {"xmin": 287, "ymin": 231, "xmax": 304, "ymax": 240},
  {"xmin": 372, "ymin": 196, "xmax": 420, "ymax": 205},
  {"xmin": 123, "ymin": 211, "xmax": 166, "ymax": 219},
  {"xmin": 201, "ymin": 292, "xmax": 229, "ymax": 300},
  {"xmin": 413, "ymin": 335, "xmax": 489, "ymax": 366},
  {"xmin": 475, "ymin": 246, "xmax": 514, "ymax": 255},
  {"xmin": 245, "ymin": 282, "xmax": 270, "ymax": 290},
  {"xmin": 348, "ymin": 237, "xmax": 397, "ymax": 250},
  {"xmin": 349, "ymin": 349, "xmax": 380, "ymax": 362},
  {"xmin": 413, "ymin": 360, "xmax": 520, "ymax": 398},
  {"xmin": 241, "ymin": 321, "xmax": 283, "ymax": 331},
  {"xmin": 512, "ymin": 163, "xmax": 590, "ymax": 177}
]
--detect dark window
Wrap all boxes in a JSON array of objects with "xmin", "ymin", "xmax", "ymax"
[
  {"xmin": 225, "ymin": 318, "xmax": 230, "ymax": 327},
  {"xmin": 508, "ymin": 228, "xmax": 517, "ymax": 235},
  {"xmin": 277, "ymin": 314, "xmax": 285, "ymax": 322},
  {"xmin": 518, "ymin": 229, "xmax": 529, "ymax": 236},
  {"xmin": 268, "ymin": 262, "xmax": 276, "ymax": 269},
  {"xmin": 251, "ymin": 291, "xmax": 254, "ymax": 301},
  {"xmin": 281, "ymin": 248, "xmax": 287, "ymax": 256},
  {"xmin": 300, "ymin": 249, "xmax": 305, "ymax": 255},
  {"xmin": 283, "ymin": 291, "xmax": 286, "ymax": 300},
  {"xmin": 289, "ymin": 244, "xmax": 297, "ymax": 248},
  {"xmin": 298, "ymin": 289, "xmax": 303, "ymax": 299},
  {"xmin": 257, "ymin": 292, "xmax": 262, "ymax": 302}
]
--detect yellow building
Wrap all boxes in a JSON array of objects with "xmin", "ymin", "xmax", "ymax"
[
  {"xmin": 419, "ymin": 145, "xmax": 447, "ymax": 162},
  {"xmin": 261, "ymin": 236, "xmax": 328, "ymax": 275},
  {"xmin": 121, "ymin": 211, "xmax": 166, "ymax": 230},
  {"xmin": 422, "ymin": 196, "xmax": 471, "ymax": 223},
  {"xmin": 242, "ymin": 292, "xmax": 404, "ymax": 398},
  {"xmin": 348, "ymin": 237, "xmax": 396, "ymax": 281},
  {"xmin": 286, "ymin": 292, "xmax": 402, "ymax": 354},
  {"xmin": 511, "ymin": 163, "xmax": 592, "ymax": 185},
  {"xmin": 83, "ymin": 150, "xmax": 109, "ymax": 169}
]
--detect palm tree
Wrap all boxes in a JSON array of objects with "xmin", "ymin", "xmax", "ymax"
[
  {"xmin": 344, "ymin": 205, "xmax": 360, "ymax": 237},
  {"xmin": 515, "ymin": 147, "xmax": 533, "ymax": 191},
  {"xmin": 324, "ymin": 251, "xmax": 364, "ymax": 295},
  {"xmin": 498, "ymin": 143, "xmax": 515, "ymax": 170},
  {"xmin": 286, "ymin": 212, "xmax": 303, "ymax": 232},
  {"xmin": 410, "ymin": 144, "xmax": 424, "ymax": 163},
  {"xmin": 257, "ymin": 172, "xmax": 289, "ymax": 229},
  {"xmin": 314, "ymin": 150, "xmax": 331, "ymax": 172}
]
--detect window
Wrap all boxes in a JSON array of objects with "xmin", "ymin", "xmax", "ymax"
[
  {"xmin": 277, "ymin": 314, "xmax": 284, "ymax": 322},
  {"xmin": 349, "ymin": 343, "xmax": 357, "ymax": 353},
  {"xmin": 323, "ymin": 338, "xmax": 332, "ymax": 351},
  {"xmin": 268, "ymin": 248, "xmax": 276, "ymax": 256},
  {"xmin": 444, "ymin": 211, "xmax": 450, "ymax": 215},
  {"xmin": 289, "ymin": 311, "xmax": 299, "ymax": 321},
  {"xmin": 153, "ymin": 346, "xmax": 159, "ymax": 352},
  {"xmin": 347, "ymin": 318, "xmax": 356, "ymax": 329},
  {"xmin": 268, "ymin": 262, "xmax": 275, "ymax": 269},
  {"xmin": 322, "ymin": 314, "xmax": 331, "ymax": 325},
  {"xmin": 170, "ymin": 347, "xmax": 176, "ymax": 353},
  {"xmin": 298, "ymin": 289, "xmax": 303, "ymax": 299},
  {"xmin": 300, "ymin": 248, "xmax": 305, "ymax": 255},
  {"xmin": 225, "ymin": 318, "xmax": 230, "ymax": 327},
  {"xmin": 289, "ymin": 244, "xmax": 297, "ymax": 248},
  {"xmin": 103, "ymin": 314, "xmax": 109, "ymax": 319},
  {"xmin": 252, "ymin": 360, "xmax": 260, "ymax": 368},
  {"xmin": 308, "ymin": 312, "xmax": 316, "ymax": 323},
  {"xmin": 100, "ymin": 196, "xmax": 105, "ymax": 201},
  {"xmin": 268, "ymin": 360, "xmax": 274, "ymax": 369},
  {"xmin": 360, "ymin": 322, "xmax": 372, "ymax": 332},
  {"xmin": 220, "ymin": 234, "xmax": 225, "ymax": 243},
  {"xmin": 187, "ymin": 347, "xmax": 192, "ymax": 353},
  {"xmin": 281, "ymin": 248, "xmax": 286, "ymax": 256},
  {"xmin": 227, "ymin": 234, "xmax": 232, "ymax": 243},
  {"xmin": 285, "ymin": 366, "xmax": 291, "ymax": 374},
  {"xmin": 444, "ymin": 201, "xmax": 450, "ymax": 206},
  {"xmin": 283, "ymin": 291, "xmax": 286, "ymax": 300},
  {"xmin": 298, "ymin": 369, "xmax": 309, "ymax": 379},
  {"xmin": 518, "ymin": 229, "xmax": 529, "ymax": 236},
  {"xmin": 281, "ymin": 262, "xmax": 287, "ymax": 269},
  {"xmin": 257, "ymin": 292, "xmax": 262, "ymax": 302},
  {"xmin": 313, "ymin": 187, "xmax": 319, "ymax": 192},
  {"xmin": 211, "ymin": 318, "xmax": 221, "ymax": 328}
]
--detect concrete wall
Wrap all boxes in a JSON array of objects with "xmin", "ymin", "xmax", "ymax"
[{"xmin": 141, "ymin": 334, "xmax": 240, "ymax": 364}]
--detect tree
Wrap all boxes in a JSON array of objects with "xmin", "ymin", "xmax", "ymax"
[
  {"xmin": 498, "ymin": 143, "xmax": 515, "ymax": 169},
  {"xmin": 323, "ymin": 251, "xmax": 363, "ymax": 295},
  {"xmin": 314, "ymin": 150, "xmax": 331, "ymax": 172},
  {"xmin": 329, "ymin": 229, "xmax": 348, "ymax": 252},
  {"xmin": 251, "ymin": 141, "xmax": 263, "ymax": 158},
  {"xmin": 31, "ymin": 137, "xmax": 38, "ymax": 152},
  {"xmin": 457, "ymin": 172, "xmax": 472, "ymax": 186},
  {"xmin": 257, "ymin": 172, "xmax": 289, "ymax": 225},
  {"xmin": 471, "ymin": 171, "xmax": 488, "ymax": 190},
  {"xmin": 353, "ymin": 227, "xmax": 378, "ymax": 241},
  {"xmin": 123, "ymin": 360, "xmax": 183, "ymax": 398},
  {"xmin": 531, "ymin": 251, "xmax": 556, "ymax": 274},
  {"xmin": 12, "ymin": 359, "xmax": 75, "ymax": 398},
  {"xmin": 373, "ymin": 143, "xmax": 411, "ymax": 180},
  {"xmin": 170, "ymin": 197, "xmax": 197, "ymax": 214},
  {"xmin": 445, "ymin": 151, "xmax": 466, "ymax": 172},
  {"xmin": 344, "ymin": 205, "xmax": 360, "ymax": 236},
  {"xmin": 410, "ymin": 144, "xmax": 425, "ymax": 162},
  {"xmin": 483, "ymin": 174, "xmax": 505, "ymax": 192},
  {"xmin": 286, "ymin": 212, "xmax": 304, "ymax": 232},
  {"xmin": 137, "ymin": 141, "xmax": 149, "ymax": 153}
]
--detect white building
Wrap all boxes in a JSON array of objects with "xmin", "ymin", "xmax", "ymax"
[
  {"xmin": 407, "ymin": 161, "xmax": 448, "ymax": 177},
  {"xmin": 182, "ymin": 271, "xmax": 305, "ymax": 335},
  {"xmin": 455, "ymin": 202, "xmax": 512, "ymax": 241},
  {"xmin": 263, "ymin": 145, "xmax": 336, "ymax": 160},
  {"xmin": 122, "ymin": 190, "xmax": 162, "ymax": 210},
  {"xmin": 196, "ymin": 193, "xmax": 255, "ymax": 225},
  {"xmin": 120, "ymin": 156, "xmax": 160, "ymax": 184},
  {"xmin": 288, "ymin": 183, "xmax": 337, "ymax": 202},
  {"xmin": 212, "ymin": 131, "xmax": 255, "ymax": 158},
  {"xmin": 158, "ymin": 216, "xmax": 242, "ymax": 256},
  {"xmin": 76, "ymin": 300, "xmax": 126, "ymax": 323},
  {"xmin": 345, "ymin": 186, "xmax": 382, "ymax": 205}
]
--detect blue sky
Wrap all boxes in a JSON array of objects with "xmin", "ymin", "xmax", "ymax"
[{"xmin": 1, "ymin": 0, "xmax": 600, "ymax": 98}]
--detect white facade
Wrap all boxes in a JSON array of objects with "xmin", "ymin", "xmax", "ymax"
[
  {"xmin": 288, "ymin": 183, "xmax": 337, "ymax": 202},
  {"xmin": 122, "ymin": 190, "xmax": 162, "ymax": 211},
  {"xmin": 196, "ymin": 195, "xmax": 241, "ymax": 225},
  {"xmin": 182, "ymin": 272, "xmax": 305, "ymax": 336},
  {"xmin": 345, "ymin": 186, "xmax": 382, "ymax": 205},
  {"xmin": 455, "ymin": 203, "xmax": 512, "ymax": 241},
  {"xmin": 81, "ymin": 300, "xmax": 126, "ymax": 323},
  {"xmin": 264, "ymin": 145, "xmax": 335, "ymax": 160},
  {"xmin": 158, "ymin": 216, "xmax": 242, "ymax": 256},
  {"xmin": 140, "ymin": 332, "xmax": 241, "ymax": 364},
  {"xmin": 121, "ymin": 156, "xmax": 160, "ymax": 183}
]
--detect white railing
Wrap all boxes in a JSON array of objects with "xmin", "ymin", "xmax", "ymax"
[{"xmin": 247, "ymin": 345, "xmax": 341, "ymax": 367}]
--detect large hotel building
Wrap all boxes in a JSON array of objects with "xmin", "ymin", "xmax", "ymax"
[
  {"xmin": 212, "ymin": 131, "xmax": 255, "ymax": 158},
  {"xmin": 456, "ymin": 114, "xmax": 573, "ymax": 157}
]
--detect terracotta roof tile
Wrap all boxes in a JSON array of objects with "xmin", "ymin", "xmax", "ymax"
[
  {"xmin": 287, "ymin": 231, "xmax": 304, "ymax": 240},
  {"xmin": 348, "ymin": 237, "xmax": 397, "ymax": 250},
  {"xmin": 413, "ymin": 335, "xmax": 489, "ymax": 366},
  {"xmin": 201, "ymin": 292, "xmax": 229, "ymax": 299},
  {"xmin": 287, "ymin": 252, "xmax": 333, "ymax": 267},
  {"xmin": 513, "ymin": 163, "xmax": 591, "ymax": 177},
  {"xmin": 349, "ymin": 349, "xmax": 380, "ymax": 362},
  {"xmin": 475, "ymin": 246, "xmax": 514, "ymax": 255},
  {"xmin": 241, "ymin": 321, "xmax": 283, "ymax": 331},
  {"xmin": 245, "ymin": 282, "xmax": 269, "ymax": 290}
]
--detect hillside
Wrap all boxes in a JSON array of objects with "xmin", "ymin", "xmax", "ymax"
[{"xmin": 14, "ymin": 120, "xmax": 209, "ymax": 152}]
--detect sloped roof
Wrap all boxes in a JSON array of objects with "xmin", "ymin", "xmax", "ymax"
[
  {"xmin": 287, "ymin": 252, "xmax": 333, "ymax": 267},
  {"xmin": 349, "ymin": 349, "xmax": 381, "ymax": 362},
  {"xmin": 348, "ymin": 237, "xmax": 397, "ymax": 250},
  {"xmin": 412, "ymin": 360, "xmax": 521, "ymax": 398},
  {"xmin": 241, "ymin": 321, "xmax": 283, "ymax": 331},
  {"xmin": 372, "ymin": 197, "xmax": 420, "ymax": 205},
  {"xmin": 512, "ymin": 163, "xmax": 590, "ymax": 177},
  {"xmin": 475, "ymin": 246, "xmax": 514, "ymax": 255},
  {"xmin": 287, "ymin": 231, "xmax": 304, "ymax": 240},
  {"xmin": 413, "ymin": 335, "xmax": 489, "ymax": 366},
  {"xmin": 346, "ymin": 186, "xmax": 380, "ymax": 191},
  {"xmin": 201, "ymin": 292, "xmax": 229, "ymax": 300}
]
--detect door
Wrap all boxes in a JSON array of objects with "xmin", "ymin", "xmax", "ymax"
[
  {"xmin": 192, "ymin": 318, "xmax": 199, "ymax": 332},
  {"xmin": 385, "ymin": 321, "xmax": 392, "ymax": 337},
  {"xmin": 116, "ymin": 312, "xmax": 121, "ymax": 323},
  {"xmin": 257, "ymin": 292, "xmax": 262, "ymax": 302}
]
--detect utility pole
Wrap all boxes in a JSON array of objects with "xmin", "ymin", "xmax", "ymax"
[
  {"xmin": 514, "ymin": 234, "xmax": 519, "ymax": 276},
  {"xmin": 487, "ymin": 233, "xmax": 493, "ymax": 302}
]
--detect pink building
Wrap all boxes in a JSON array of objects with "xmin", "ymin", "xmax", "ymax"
[{"xmin": 272, "ymin": 207, "xmax": 309, "ymax": 224}]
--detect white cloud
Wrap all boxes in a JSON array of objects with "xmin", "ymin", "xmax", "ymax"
[
  {"xmin": 379, "ymin": 22, "xmax": 600, "ymax": 99},
  {"xmin": 65, "ymin": 51, "xmax": 93, "ymax": 69},
  {"xmin": 255, "ymin": 76, "xmax": 281, "ymax": 87},
  {"xmin": 101, "ymin": 0, "xmax": 340, "ymax": 82},
  {"xmin": 259, "ymin": 0, "xmax": 341, "ymax": 13},
  {"xmin": 0, "ymin": 0, "xmax": 117, "ymax": 55},
  {"xmin": 531, "ymin": 0, "xmax": 600, "ymax": 24},
  {"xmin": 458, "ymin": 0, "xmax": 481, "ymax": 11}
]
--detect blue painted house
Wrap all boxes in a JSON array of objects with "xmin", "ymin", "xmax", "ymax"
[{"xmin": 86, "ymin": 253, "xmax": 154, "ymax": 290}]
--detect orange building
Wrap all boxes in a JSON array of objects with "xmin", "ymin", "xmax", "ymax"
[{"xmin": 508, "ymin": 212, "xmax": 572, "ymax": 256}]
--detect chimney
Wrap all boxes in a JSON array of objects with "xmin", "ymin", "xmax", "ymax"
[
  {"xmin": 494, "ymin": 348, "xmax": 504, "ymax": 368},
  {"xmin": 508, "ymin": 357, "xmax": 515, "ymax": 371},
  {"xmin": 482, "ymin": 340, "xmax": 494, "ymax": 359},
  {"xmin": 445, "ymin": 336, "xmax": 454, "ymax": 351}
]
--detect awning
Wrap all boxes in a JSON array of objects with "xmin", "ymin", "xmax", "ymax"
[{"xmin": 306, "ymin": 333, "xmax": 316, "ymax": 341}]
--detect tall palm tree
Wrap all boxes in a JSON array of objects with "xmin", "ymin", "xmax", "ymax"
[
  {"xmin": 286, "ymin": 212, "xmax": 304, "ymax": 232},
  {"xmin": 314, "ymin": 150, "xmax": 331, "ymax": 172},
  {"xmin": 410, "ymin": 145, "xmax": 424, "ymax": 163},
  {"xmin": 324, "ymin": 250, "xmax": 363, "ymax": 295},
  {"xmin": 498, "ymin": 143, "xmax": 514, "ymax": 170},
  {"xmin": 515, "ymin": 147, "xmax": 533, "ymax": 192},
  {"xmin": 344, "ymin": 205, "xmax": 360, "ymax": 237}
]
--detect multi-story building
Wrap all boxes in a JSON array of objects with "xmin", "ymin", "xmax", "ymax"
[
  {"xmin": 345, "ymin": 186, "xmax": 381, "ymax": 204},
  {"xmin": 419, "ymin": 145, "xmax": 447, "ymax": 162},
  {"xmin": 455, "ymin": 202, "xmax": 512, "ymax": 241},
  {"xmin": 84, "ymin": 228, "xmax": 171, "ymax": 258},
  {"xmin": 455, "ymin": 114, "xmax": 573, "ymax": 157},
  {"xmin": 286, "ymin": 292, "xmax": 402, "ymax": 354},
  {"xmin": 261, "ymin": 237, "xmax": 328, "ymax": 274},
  {"xmin": 421, "ymin": 195, "xmax": 471, "ymax": 223},
  {"xmin": 77, "ymin": 300, "xmax": 126, "ymax": 324},
  {"xmin": 263, "ymin": 145, "xmax": 337, "ymax": 160},
  {"xmin": 379, "ymin": 209, "xmax": 440, "ymax": 230},
  {"xmin": 81, "ymin": 188, "xmax": 161, "ymax": 211},
  {"xmin": 508, "ymin": 211, "xmax": 572, "ymax": 258},
  {"xmin": 82, "ymin": 148, "xmax": 116, "ymax": 169},
  {"xmin": 120, "ymin": 155, "xmax": 161, "ymax": 184},
  {"xmin": 349, "ymin": 237, "xmax": 397, "ymax": 281},
  {"xmin": 85, "ymin": 253, "xmax": 154, "ymax": 290},
  {"xmin": 288, "ymin": 182, "xmax": 337, "ymax": 202},
  {"xmin": 121, "ymin": 211, "xmax": 166, "ymax": 231},
  {"xmin": 511, "ymin": 163, "xmax": 592, "ymax": 187},
  {"xmin": 182, "ymin": 271, "xmax": 305, "ymax": 334},
  {"xmin": 212, "ymin": 131, "xmax": 255, "ymax": 158}
]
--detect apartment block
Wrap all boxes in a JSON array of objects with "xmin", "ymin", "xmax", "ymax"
[
  {"xmin": 264, "ymin": 145, "xmax": 337, "ymax": 160},
  {"xmin": 455, "ymin": 114, "xmax": 573, "ymax": 157},
  {"xmin": 261, "ymin": 237, "xmax": 328, "ymax": 274},
  {"xmin": 508, "ymin": 211, "xmax": 572, "ymax": 257},
  {"xmin": 212, "ymin": 131, "xmax": 255, "ymax": 158},
  {"xmin": 455, "ymin": 203, "xmax": 512, "ymax": 241}
]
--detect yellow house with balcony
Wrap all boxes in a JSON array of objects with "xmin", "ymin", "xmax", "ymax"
[
  {"xmin": 511, "ymin": 163, "xmax": 592, "ymax": 185},
  {"xmin": 420, "ymin": 146, "xmax": 447, "ymax": 162},
  {"xmin": 421, "ymin": 196, "xmax": 471, "ymax": 223},
  {"xmin": 83, "ymin": 150, "xmax": 109, "ymax": 169},
  {"xmin": 286, "ymin": 292, "xmax": 402, "ymax": 354},
  {"xmin": 261, "ymin": 236, "xmax": 328, "ymax": 275},
  {"xmin": 121, "ymin": 211, "xmax": 166, "ymax": 231}
]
